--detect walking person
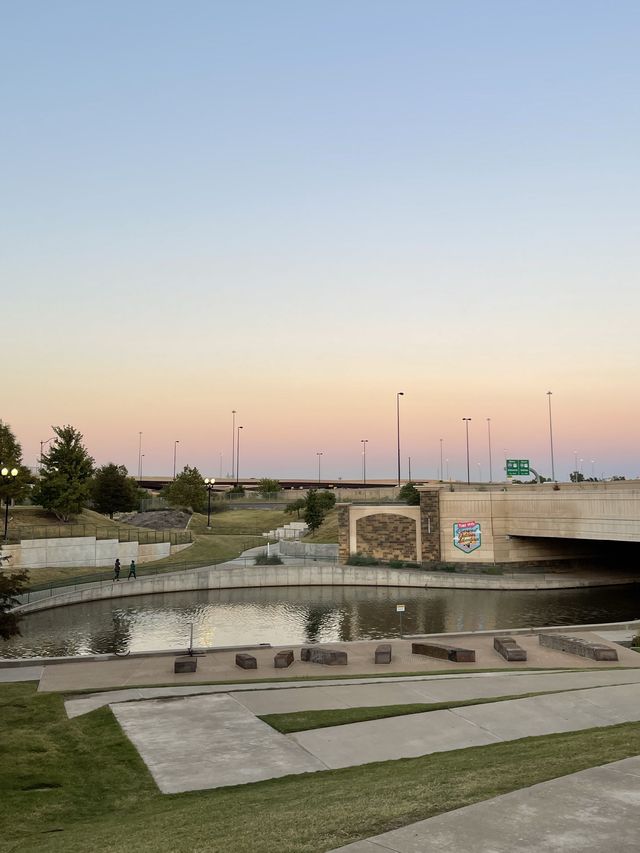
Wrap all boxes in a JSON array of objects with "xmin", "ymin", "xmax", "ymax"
[
  {"xmin": 128, "ymin": 559, "xmax": 137, "ymax": 580},
  {"xmin": 113, "ymin": 558, "xmax": 121, "ymax": 582}
]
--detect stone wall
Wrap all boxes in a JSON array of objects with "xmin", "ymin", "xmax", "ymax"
[
  {"xmin": 337, "ymin": 504, "xmax": 350, "ymax": 562},
  {"xmin": 355, "ymin": 513, "xmax": 418, "ymax": 561},
  {"xmin": 419, "ymin": 489, "xmax": 441, "ymax": 561}
]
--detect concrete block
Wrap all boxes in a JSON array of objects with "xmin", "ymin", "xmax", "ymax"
[
  {"xmin": 274, "ymin": 650, "xmax": 294, "ymax": 668},
  {"xmin": 174, "ymin": 656, "xmax": 197, "ymax": 673},
  {"xmin": 375, "ymin": 644, "xmax": 392, "ymax": 664},
  {"xmin": 236, "ymin": 653, "xmax": 257, "ymax": 670},
  {"xmin": 412, "ymin": 642, "xmax": 476, "ymax": 663}
]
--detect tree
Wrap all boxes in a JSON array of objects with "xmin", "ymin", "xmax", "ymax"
[
  {"xmin": 257, "ymin": 478, "xmax": 281, "ymax": 497},
  {"xmin": 398, "ymin": 482, "xmax": 420, "ymax": 505},
  {"xmin": 0, "ymin": 565, "xmax": 28, "ymax": 640},
  {"xmin": 316, "ymin": 491, "xmax": 337, "ymax": 512},
  {"xmin": 92, "ymin": 464, "xmax": 140, "ymax": 519},
  {"xmin": 0, "ymin": 421, "xmax": 32, "ymax": 507},
  {"xmin": 569, "ymin": 471, "xmax": 585, "ymax": 483},
  {"xmin": 304, "ymin": 489, "xmax": 325, "ymax": 531},
  {"xmin": 31, "ymin": 425, "xmax": 95, "ymax": 521},
  {"xmin": 161, "ymin": 465, "xmax": 206, "ymax": 512},
  {"xmin": 285, "ymin": 498, "xmax": 307, "ymax": 519}
]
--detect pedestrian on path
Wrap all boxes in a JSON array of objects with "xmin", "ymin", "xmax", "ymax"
[
  {"xmin": 128, "ymin": 560, "xmax": 137, "ymax": 580},
  {"xmin": 113, "ymin": 559, "xmax": 121, "ymax": 581}
]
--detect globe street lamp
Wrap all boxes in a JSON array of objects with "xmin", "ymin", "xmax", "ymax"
[
  {"xmin": 462, "ymin": 418, "xmax": 472, "ymax": 485},
  {"xmin": 204, "ymin": 478, "xmax": 216, "ymax": 528},
  {"xmin": 1, "ymin": 467, "xmax": 19, "ymax": 540}
]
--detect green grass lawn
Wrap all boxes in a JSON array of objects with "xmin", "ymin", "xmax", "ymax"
[
  {"xmin": 190, "ymin": 508, "xmax": 289, "ymax": 534},
  {"xmin": 4, "ymin": 681, "xmax": 640, "ymax": 852}
]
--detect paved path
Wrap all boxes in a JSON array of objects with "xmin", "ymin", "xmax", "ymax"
[
  {"xmin": 112, "ymin": 693, "xmax": 327, "ymax": 793},
  {"xmin": 329, "ymin": 755, "xmax": 640, "ymax": 852}
]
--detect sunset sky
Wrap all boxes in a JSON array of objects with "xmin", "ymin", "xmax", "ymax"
[{"xmin": 3, "ymin": 1, "xmax": 640, "ymax": 481}]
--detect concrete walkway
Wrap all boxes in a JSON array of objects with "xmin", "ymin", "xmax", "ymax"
[{"xmin": 329, "ymin": 755, "xmax": 640, "ymax": 852}]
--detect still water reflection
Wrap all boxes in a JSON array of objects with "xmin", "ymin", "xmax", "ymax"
[{"xmin": 2, "ymin": 584, "xmax": 639, "ymax": 659}]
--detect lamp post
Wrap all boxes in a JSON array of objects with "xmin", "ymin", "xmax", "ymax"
[
  {"xmin": 462, "ymin": 418, "xmax": 472, "ymax": 484},
  {"xmin": 1, "ymin": 467, "xmax": 18, "ymax": 540},
  {"xmin": 231, "ymin": 411, "xmax": 237, "ymax": 480},
  {"xmin": 445, "ymin": 457, "xmax": 449, "ymax": 481},
  {"xmin": 236, "ymin": 426, "xmax": 243, "ymax": 486},
  {"xmin": 408, "ymin": 456, "xmax": 412, "ymax": 482},
  {"xmin": 361, "ymin": 440, "xmax": 368, "ymax": 485},
  {"xmin": 204, "ymin": 478, "xmax": 216, "ymax": 528},
  {"xmin": 477, "ymin": 461, "xmax": 482, "ymax": 482},
  {"xmin": 573, "ymin": 450, "xmax": 578, "ymax": 476},
  {"xmin": 486, "ymin": 418, "xmax": 493, "ymax": 483},
  {"xmin": 439, "ymin": 438, "xmax": 444, "ymax": 481},
  {"xmin": 173, "ymin": 440, "xmax": 180, "ymax": 479},
  {"xmin": 546, "ymin": 391, "xmax": 555, "ymax": 481},
  {"xmin": 140, "ymin": 454, "xmax": 145, "ymax": 482},
  {"xmin": 396, "ymin": 392, "xmax": 404, "ymax": 486},
  {"xmin": 316, "ymin": 451, "xmax": 323, "ymax": 485},
  {"xmin": 39, "ymin": 437, "xmax": 55, "ymax": 471}
]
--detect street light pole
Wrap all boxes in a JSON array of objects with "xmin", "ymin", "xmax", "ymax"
[
  {"xmin": 462, "ymin": 418, "xmax": 472, "ymax": 485},
  {"xmin": 39, "ymin": 436, "xmax": 55, "ymax": 472},
  {"xmin": 1, "ymin": 467, "xmax": 19, "ymax": 540},
  {"xmin": 236, "ymin": 426, "xmax": 243, "ymax": 486},
  {"xmin": 138, "ymin": 432, "xmax": 143, "ymax": 482},
  {"xmin": 204, "ymin": 478, "xmax": 216, "ymax": 528},
  {"xmin": 487, "ymin": 418, "xmax": 493, "ymax": 483},
  {"xmin": 317, "ymin": 451, "xmax": 323, "ymax": 485},
  {"xmin": 408, "ymin": 456, "xmax": 412, "ymax": 483},
  {"xmin": 396, "ymin": 392, "xmax": 404, "ymax": 486},
  {"xmin": 361, "ymin": 440, "xmax": 368, "ymax": 485},
  {"xmin": 439, "ymin": 438, "xmax": 444, "ymax": 481},
  {"xmin": 231, "ymin": 410, "xmax": 236, "ymax": 480},
  {"xmin": 140, "ymin": 454, "xmax": 145, "ymax": 482},
  {"xmin": 546, "ymin": 391, "xmax": 556, "ymax": 481},
  {"xmin": 173, "ymin": 440, "xmax": 180, "ymax": 479}
]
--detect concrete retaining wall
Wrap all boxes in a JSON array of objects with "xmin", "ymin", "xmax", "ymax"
[
  {"xmin": 14, "ymin": 564, "xmax": 638, "ymax": 616},
  {"xmin": 278, "ymin": 541, "xmax": 339, "ymax": 558},
  {"xmin": 1, "ymin": 537, "xmax": 191, "ymax": 569}
]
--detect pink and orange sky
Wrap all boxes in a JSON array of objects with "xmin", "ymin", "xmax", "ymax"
[{"xmin": 3, "ymin": 2, "xmax": 640, "ymax": 481}]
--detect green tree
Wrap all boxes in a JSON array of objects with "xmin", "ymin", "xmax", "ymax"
[
  {"xmin": 0, "ymin": 565, "xmax": 28, "ymax": 639},
  {"xmin": 285, "ymin": 498, "xmax": 307, "ymax": 518},
  {"xmin": 161, "ymin": 465, "xmax": 206, "ymax": 512},
  {"xmin": 0, "ymin": 421, "xmax": 32, "ymax": 507},
  {"xmin": 304, "ymin": 489, "xmax": 325, "ymax": 531},
  {"xmin": 316, "ymin": 490, "xmax": 336, "ymax": 512},
  {"xmin": 570, "ymin": 471, "xmax": 585, "ymax": 483},
  {"xmin": 92, "ymin": 464, "xmax": 140, "ymax": 519},
  {"xmin": 31, "ymin": 425, "xmax": 95, "ymax": 521},
  {"xmin": 398, "ymin": 482, "xmax": 420, "ymax": 505},
  {"xmin": 257, "ymin": 478, "xmax": 281, "ymax": 497}
]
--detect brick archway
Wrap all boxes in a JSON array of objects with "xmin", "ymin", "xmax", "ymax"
[{"xmin": 355, "ymin": 513, "xmax": 418, "ymax": 561}]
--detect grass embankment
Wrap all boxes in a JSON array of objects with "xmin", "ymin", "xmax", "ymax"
[
  {"xmin": 302, "ymin": 507, "xmax": 339, "ymax": 544},
  {"xmin": 12, "ymin": 509, "xmax": 281, "ymax": 590},
  {"xmin": 4, "ymin": 682, "xmax": 640, "ymax": 853}
]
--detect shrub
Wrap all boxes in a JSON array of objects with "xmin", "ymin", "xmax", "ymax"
[
  {"xmin": 254, "ymin": 555, "xmax": 283, "ymax": 565},
  {"xmin": 346, "ymin": 553, "xmax": 379, "ymax": 566},
  {"xmin": 440, "ymin": 564, "xmax": 457, "ymax": 573},
  {"xmin": 389, "ymin": 560, "xmax": 405, "ymax": 568},
  {"xmin": 483, "ymin": 566, "xmax": 504, "ymax": 575}
]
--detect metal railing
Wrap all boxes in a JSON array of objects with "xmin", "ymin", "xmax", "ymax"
[{"xmin": 4, "ymin": 525, "xmax": 192, "ymax": 546}]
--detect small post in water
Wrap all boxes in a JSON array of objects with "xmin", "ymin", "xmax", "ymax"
[{"xmin": 396, "ymin": 603, "xmax": 405, "ymax": 638}]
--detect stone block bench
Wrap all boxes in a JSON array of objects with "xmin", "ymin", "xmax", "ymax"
[
  {"xmin": 412, "ymin": 642, "xmax": 475, "ymax": 663},
  {"xmin": 274, "ymin": 650, "xmax": 294, "ymax": 668},
  {"xmin": 375, "ymin": 643, "xmax": 392, "ymax": 664},
  {"xmin": 236, "ymin": 653, "xmax": 258, "ymax": 669},
  {"xmin": 539, "ymin": 633, "xmax": 618, "ymax": 661},
  {"xmin": 494, "ymin": 636, "xmax": 527, "ymax": 662},
  {"xmin": 301, "ymin": 647, "xmax": 348, "ymax": 666},
  {"xmin": 174, "ymin": 656, "xmax": 197, "ymax": 673}
]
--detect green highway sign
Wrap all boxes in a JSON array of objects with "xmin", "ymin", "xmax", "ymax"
[{"xmin": 506, "ymin": 459, "xmax": 530, "ymax": 477}]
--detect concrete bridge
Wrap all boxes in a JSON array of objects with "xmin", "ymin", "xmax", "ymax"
[{"xmin": 338, "ymin": 481, "xmax": 640, "ymax": 568}]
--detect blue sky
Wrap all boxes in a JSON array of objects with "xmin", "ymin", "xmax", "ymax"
[{"xmin": 3, "ymin": 1, "xmax": 640, "ymax": 479}]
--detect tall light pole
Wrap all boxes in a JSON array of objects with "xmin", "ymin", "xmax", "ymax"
[
  {"xmin": 40, "ymin": 436, "xmax": 55, "ymax": 472},
  {"xmin": 439, "ymin": 438, "xmax": 444, "ymax": 481},
  {"xmin": 361, "ymin": 440, "xmax": 368, "ymax": 485},
  {"xmin": 396, "ymin": 392, "xmax": 404, "ymax": 486},
  {"xmin": 204, "ymin": 478, "xmax": 216, "ymax": 528},
  {"xmin": 573, "ymin": 450, "xmax": 578, "ymax": 475},
  {"xmin": 462, "ymin": 418, "xmax": 472, "ymax": 485},
  {"xmin": 486, "ymin": 418, "xmax": 493, "ymax": 483},
  {"xmin": 138, "ymin": 431, "xmax": 143, "ymax": 482},
  {"xmin": 1, "ymin": 467, "xmax": 18, "ymax": 540},
  {"xmin": 236, "ymin": 426, "xmax": 243, "ymax": 486},
  {"xmin": 546, "ymin": 391, "xmax": 556, "ymax": 481},
  {"xmin": 231, "ymin": 411, "xmax": 236, "ymax": 480},
  {"xmin": 445, "ymin": 458, "xmax": 449, "ymax": 480},
  {"xmin": 477, "ymin": 461, "xmax": 482, "ymax": 482},
  {"xmin": 317, "ymin": 451, "xmax": 323, "ymax": 485},
  {"xmin": 140, "ymin": 454, "xmax": 145, "ymax": 482},
  {"xmin": 173, "ymin": 440, "xmax": 180, "ymax": 479}
]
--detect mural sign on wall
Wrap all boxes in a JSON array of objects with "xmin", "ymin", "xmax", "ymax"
[{"xmin": 453, "ymin": 521, "xmax": 482, "ymax": 553}]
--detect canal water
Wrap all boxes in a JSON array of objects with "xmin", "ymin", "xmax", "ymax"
[{"xmin": 2, "ymin": 584, "xmax": 639, "ymax": 659}]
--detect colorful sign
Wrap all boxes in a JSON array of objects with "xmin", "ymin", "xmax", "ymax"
[
  {"xmin": 453, "ymin": 521, "xmax": 482, "ymax": 553},
  {"xmin": 506, "ymin": 459, "xmax": 530, "ymax": 477}
]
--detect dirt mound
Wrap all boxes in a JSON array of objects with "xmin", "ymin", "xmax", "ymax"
[{"xmin": 118, "ymin": 510, "xmax": 192, "ymax": 530}]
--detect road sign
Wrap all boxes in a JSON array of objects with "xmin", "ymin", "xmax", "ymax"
[
  {"xmin": 396, "ymin": 604, "xmax": 405, "ymax": 612},
  {"xmin": 506, "ymin": 459, "xmax": 530, "ymax": 477}
]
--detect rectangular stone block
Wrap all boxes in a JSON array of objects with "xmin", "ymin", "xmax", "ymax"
[
  {"xmin": 412, "ymin": 642, "xmax": 476, "ymax": 663},
  {"xmin": 375, "ymin": 643, "xmax": 392, "ymax": 664},
  {"xmin": 539, "ymin": 633, "xmax": 618, "ymax": 661},
  {"xmin": 301, "ymin": 647, "xmax": 347, "ymax": 665},
  {"xmin": 236, "ymin": 653, "xmax": 257, "ymax": 669},
  {"xmin": 174, "ymin": 656, "xmax": 197, "ymax": 673},
  {"xmin": 494, "ymin": 636, "xmax": 527, "ymax": 662},
  {"xmin": 274, "ymin": 650, "xmax": 294, "ymax": 668}
]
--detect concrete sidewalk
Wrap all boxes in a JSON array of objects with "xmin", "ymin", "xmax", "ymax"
[{"xmin": 329, "ymin": 755, "xmax": 640, "ymax": 852}]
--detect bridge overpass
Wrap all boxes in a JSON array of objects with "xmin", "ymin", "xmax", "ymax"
[{"xmin": 339, "ymin": 481, "xmax": 640, "ymax": 567}]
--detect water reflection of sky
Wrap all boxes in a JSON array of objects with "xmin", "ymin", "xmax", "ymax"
[{"xmin": 2, "ymin": 584, "xmax": 639, "ymax": 659}]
